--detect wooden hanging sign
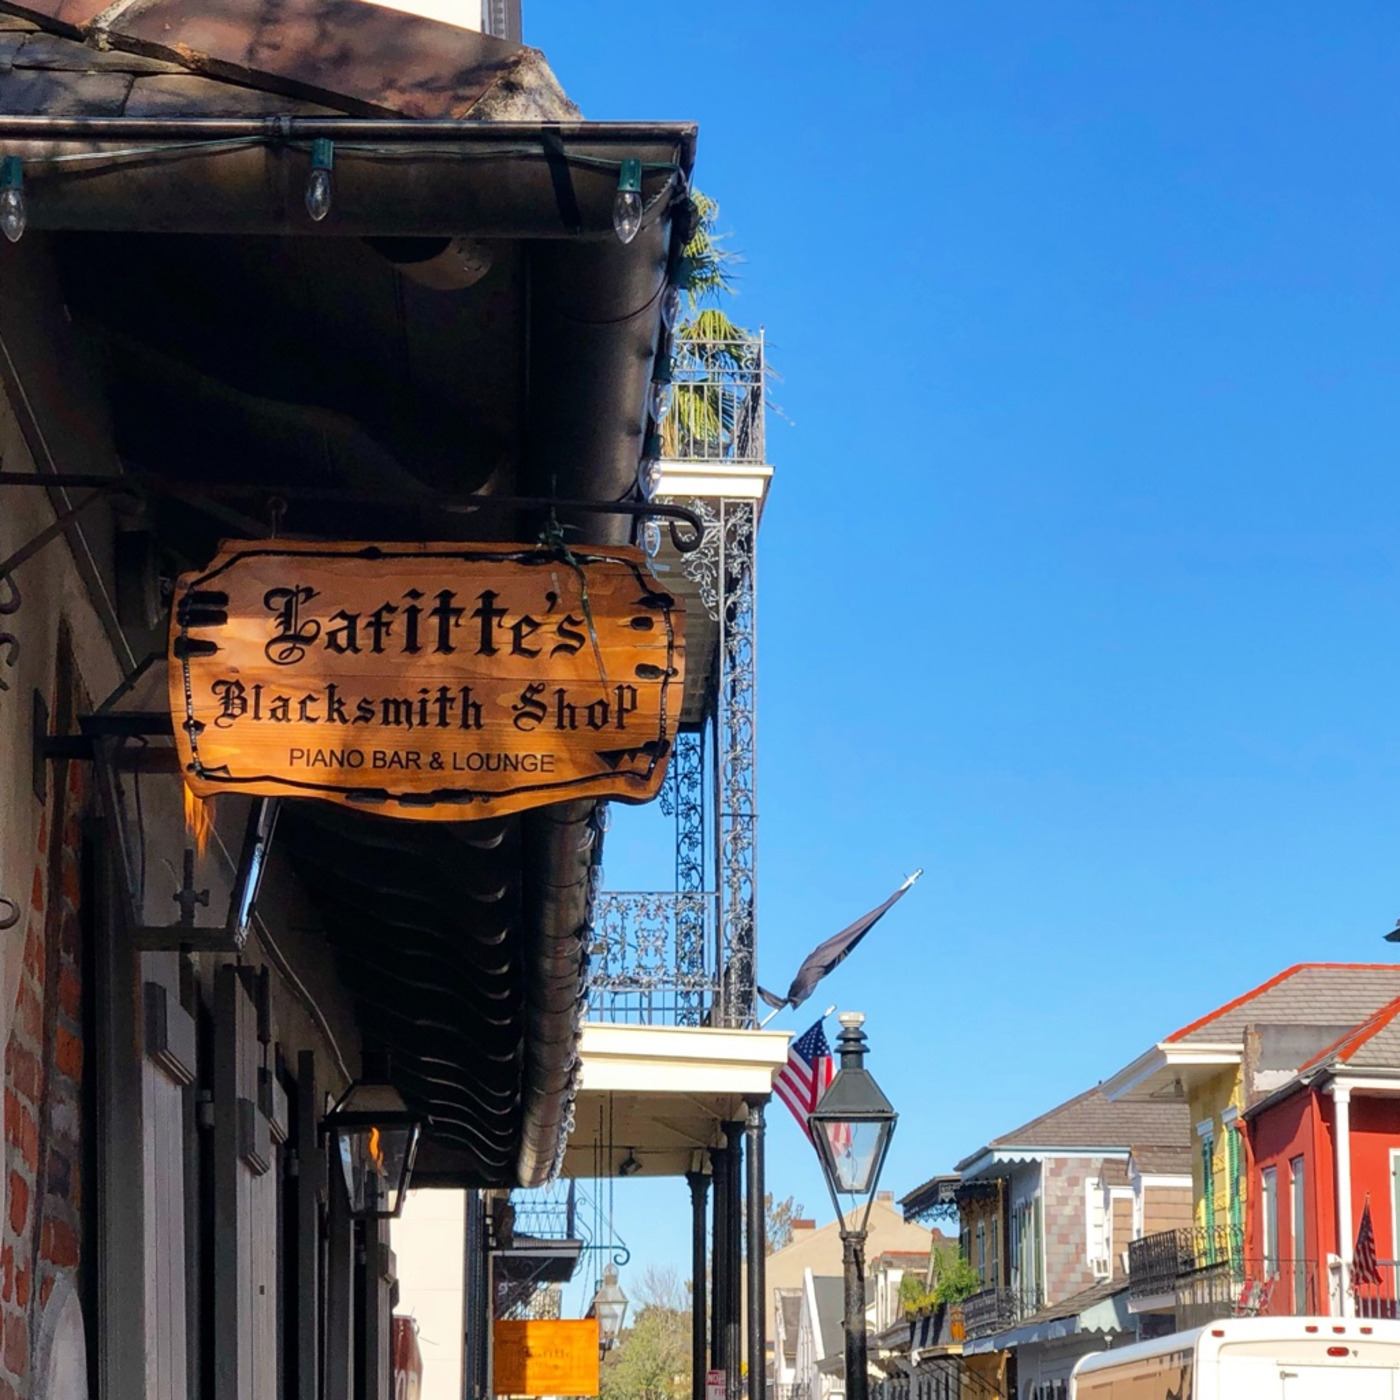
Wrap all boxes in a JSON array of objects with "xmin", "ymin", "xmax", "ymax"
[
  {"xmin": 493, "ymin": 1319, "xmax": 600, "ymax": 1397},
  {"xmin": 168, "ymin": 540, "xmax": 684, "ymax": 820}
]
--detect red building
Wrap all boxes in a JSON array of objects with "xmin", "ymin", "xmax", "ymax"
[{"xmin": 1242, "ymin": 996, "xmax": 1400, "ymax": 1318}]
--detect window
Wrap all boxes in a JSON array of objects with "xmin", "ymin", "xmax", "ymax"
[
  {"xmin": 1013, "ymin": 1198, "xmax": 1041, "ymax": 1303},
  {"xmin": 989, "ymin": 1216, "xmax": 999, "ymax": 1290},
  {"xmin": 1260, "ymin": 1167, "xmax": 1278, "ymax": 1276},
  {"xmin": 976, "ymin": 1221, "xmax": 986, "ymax": 1284},
  {"xmin": 1290, "ymin": 1155, "xmax": 1307, "ymax": 1313},
  {"xmin": 1086, "ymin": 1179, "xmax": 1109, "ymax": 1278}
]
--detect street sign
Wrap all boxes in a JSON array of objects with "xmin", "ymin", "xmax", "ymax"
[
  {"xmin": 706, "ymin": 1368, "xmax": 726, "ymax": 1400},
  {"xmin": 493, "ymin": 1319, "xmax": 600, "ymax": 1397},
  {"xmin": 169, "ymin": 539, "xmax": 685, "ymax": 819}
]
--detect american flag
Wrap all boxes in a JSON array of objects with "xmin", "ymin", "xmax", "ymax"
[
  {"xmin": 774, "ymin": 1019, "xmax": 834, "ymax": 1139},
  {"xmin": 1354, "ymin": 1199, "xmax": 1383, "ymax": 1287}
]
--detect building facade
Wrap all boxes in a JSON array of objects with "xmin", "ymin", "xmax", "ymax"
[
  {"xmin": 0, "ymin": 0, "xmax": 711, "ymax": 1395},
  {"xmin": 900, "ymin": 1086, "xmax": 1188, "ymax": 1399},
  {"xmin": 1106, "ymin": 964, "xmax": 1400, "ymax": 1332}
]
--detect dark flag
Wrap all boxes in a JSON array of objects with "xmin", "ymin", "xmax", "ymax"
[
  {"xmin": 758, "ymin": 870, "xmax": 922, "ymax": 1016},
  {"xmin": 1354, "ymin": 1198, "xmax": 1383, "ymax": 1287}
]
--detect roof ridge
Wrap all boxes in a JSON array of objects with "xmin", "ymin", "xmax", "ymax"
[{"xmin": 1164, "ymin": 963, "xmax": 1400, "ymax": 1043}]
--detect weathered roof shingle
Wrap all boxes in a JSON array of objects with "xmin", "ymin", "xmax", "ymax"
[
  {"xmin": 956, "ymin": 1084, "xmax": 1189, "ymax": 1171},
  {"xmin": 1167, "ymin": 964, "xmax": 1400, "ymax": 1045}
]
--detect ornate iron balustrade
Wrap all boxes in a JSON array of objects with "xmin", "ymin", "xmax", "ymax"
[
  {"xmin": 1128, "ymin": 1224, "xmax": 1243, "ymax": 1300},
  {"xmin": 960, "ymin": 1284, "xmax": 1042, "ymax": 1340},
  {"xmin": 589, "ymin": 891, "xmax": 722, "ymax": 1025},
  {"xmin": 508, "ymin": 1179, "xmax": 577, "ymax": 1242},
  {"xmin": 495, "ymin": 1279, "xmax": 562, "ymax": 1321},
  {"xmin": 665, "ymin": 332, "xmax": 766, "ymax": 464}
]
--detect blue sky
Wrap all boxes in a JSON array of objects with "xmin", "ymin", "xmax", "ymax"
[{"xmin": 526, "ymin": 1, "xmax": 1400, "ymax": 1290}]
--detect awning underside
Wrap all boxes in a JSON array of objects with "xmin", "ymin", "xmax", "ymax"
[{"xmin": 0, "ymin": 1, "xmax": 694, "ymax": 1188}]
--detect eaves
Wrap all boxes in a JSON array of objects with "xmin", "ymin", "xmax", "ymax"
[{"xmin": 1102, "ymin": 1042, "xmax": 1240, "ymax": 1101}]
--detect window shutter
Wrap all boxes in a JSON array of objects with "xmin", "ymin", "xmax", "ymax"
[
  {"xmin": 142, "ymin": 966, "xmax": 195, "ymax": 1400},
  {"xmin": 214, "ymin": 965, "xmax": 283, "ymax": 1400}
]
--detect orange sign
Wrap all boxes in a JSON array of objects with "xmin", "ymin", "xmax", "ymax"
[
  {"xmin": 493, "ymin": 1319, "xmax": 600, "ymax": 1397},
  {"xmin": 168, "ymin": 540, "xmax": 684, "ymax": 820}
]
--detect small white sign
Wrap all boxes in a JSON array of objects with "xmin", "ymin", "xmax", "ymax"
[{"xmin": 706, "ymin": 1369, "xmax": 726, "ymax": 1400}]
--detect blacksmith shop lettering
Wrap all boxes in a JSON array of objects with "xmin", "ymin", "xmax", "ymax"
[
  {"xmin": 213, "ymin": 681, "xmax": 489, "ymax": 731},
  {"xmin": 263, "ymin": 584, "xmax": 587, "ymax": 664}
]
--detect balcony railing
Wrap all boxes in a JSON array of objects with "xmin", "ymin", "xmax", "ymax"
[
  {"xmin": 588, "ymin": 891, "xmax": 725, "ymax": 1026},
  {"xmin": 961, "ymin": 1284, "xmax": 1043, "ymax": 1340},
  {"xmin": 508, "ymin": 1179, "xmax": 577, "ymax": 1242},
  {"xmin": 1128, "ymin": 1225, "xmax": 1243, "ymax": 1300},
  {"xmin": 1352, "ymin": 1260, "xmax": 1400, "ymax": 1319},
  {"xmin": 1129, "ymin": 1230, "xmax": 1329, "ymax": 1323},
  {"xmin": 663, "ymin": 332, "xmax": 766, "ymax": 464}
]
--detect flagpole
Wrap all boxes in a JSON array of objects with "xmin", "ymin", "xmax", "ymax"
[
  {"xmin": 757, "ymin": 1002, "xmax": 836, "ymax": 1032},
  {"xmin": 754, "ymin": 863, "xmax": 923, "ymax": 1028}
]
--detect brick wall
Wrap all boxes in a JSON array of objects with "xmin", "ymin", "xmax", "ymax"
[{"xmin": 0, "ymin": 759, "xmax": 87, "ymax": 1398}]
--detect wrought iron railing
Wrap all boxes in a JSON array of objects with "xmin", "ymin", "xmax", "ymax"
[
  {"xmin": 663, "ymin": 332, "xmax": 766, "ymax": 464},
  {"xmin": 589, "ymin": 891, "xmax": 723, "ymax": 1025},
  {"xmin": 961, "ymin": 1284, "xmax": 1042, "ymax": 1340},
  {"xmin": 1128, "ymin": 1224, "xmax": 1243, "ymax": 1300},
  {"xmin": 1129, "ymin": 1229, "xmax": 1330, "ymax": 1324},
  {"xmin": 509, "ymin": 1179, "xmax": 577, "ymax": 1242},
  {"xmin": 495, "ymin": 1280, "xmax": 563, "ymax": 1321}
]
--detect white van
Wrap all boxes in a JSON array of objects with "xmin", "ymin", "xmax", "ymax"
[{"xmin": 1071, "ymin": 1317, "xmax": 1400, "ymax": 1398}]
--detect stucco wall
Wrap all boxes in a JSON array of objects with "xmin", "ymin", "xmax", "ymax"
[
  {"xmin": 764, "ymin": 1197, "xmax": 935, "ymax": 1342},
  {"xmin": 393, "ymin": 1189, "xmax": 466, "ymax": 1400},
  {"xmin": 1348, "ymin": 1096, "xmax": 1400, "ymax": 1258},
  {"xmin": 1246, "ymin": 1088, "xmax": 1318, "ymax": 1264}
]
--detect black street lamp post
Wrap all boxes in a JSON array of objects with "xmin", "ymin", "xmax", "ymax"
[{"xmin": 806, "ymin": 1012, "xmax": 898, "ymax": 1400}]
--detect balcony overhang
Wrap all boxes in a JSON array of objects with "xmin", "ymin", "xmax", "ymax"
[
  {"xmin": 957, "ymin": 1146, "xmax": 1131, "ymax": 1179},
  {"xmin": 493, "ymin": 1235, "xmax": 584, "ymax": 1287},
  {"xmin": 560, "ymin": 1022, "xmax": 790, "ymax": 1178},
  {"xmin": 0, "ymin": 7, "xmax": 698, "ymax": 1193}
]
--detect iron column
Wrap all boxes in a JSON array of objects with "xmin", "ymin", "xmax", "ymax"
[
  {"xmin": 745, "ymin": 1098, "xmax": 767, "ymax": 1400},
  {"xmin": 688, "ymin": 1168, "xmax": 711, "ymax": 1400}
]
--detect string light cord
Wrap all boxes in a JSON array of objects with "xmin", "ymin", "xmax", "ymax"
[{"xmin": 8, "ymin": 133, "xmax": 680, "ymax": 180}]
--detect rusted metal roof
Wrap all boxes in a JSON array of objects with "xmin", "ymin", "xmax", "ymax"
[{"xmin": 0, "ymin": 0, "xmax": 575, "ymax": 119}]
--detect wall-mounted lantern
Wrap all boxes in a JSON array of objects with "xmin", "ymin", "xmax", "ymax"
[
  {"xmin": 323, "ymin": 1064, "xmax": 422, "ymax": 1220},
  {"xmin": 92, "ymin": 728, "xmax": 279, "ymax": 952}
]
